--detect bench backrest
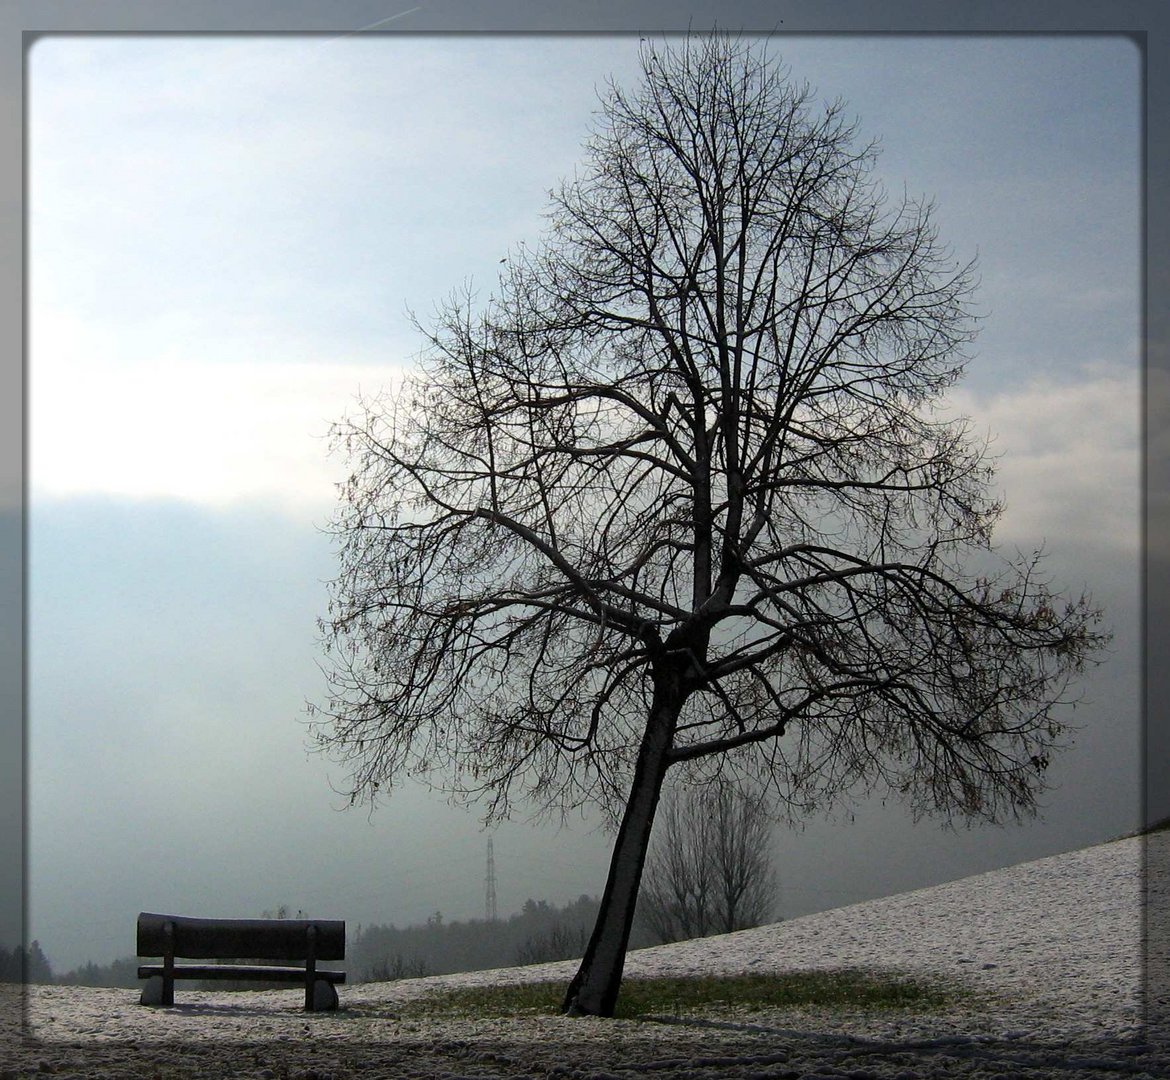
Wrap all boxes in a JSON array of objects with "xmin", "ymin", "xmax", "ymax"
[{"xmin": 137, "ymin": 912, "xmax": 345, "ymax": 961}]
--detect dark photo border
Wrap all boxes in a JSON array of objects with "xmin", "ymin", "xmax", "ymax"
[{"xmin": 4, "ymin": 0, "xmax": 1166, "ymax": 1056}]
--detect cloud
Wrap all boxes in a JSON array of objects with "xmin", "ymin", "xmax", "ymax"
[
  {"xmin": 32, "ymin": 297, "xmax": 1140, "ymax": 554},
  {"xmin": 946, "ymin": 367, "xmax": 1139, "ymax": 555},
  {"xmin": 27, "ymin": 36, "xmax": 651, "ymax": 524},
  {"xmin": 30, "ymin": 312, "xmax": 402, "ymax": 515}
]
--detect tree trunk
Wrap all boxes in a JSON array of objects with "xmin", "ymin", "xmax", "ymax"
[{"xmin": 562, "ymin": 679, "xmax": 681, "ymax": 1017}]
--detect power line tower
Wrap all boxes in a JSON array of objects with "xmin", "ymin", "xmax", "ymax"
[{"xmin": 485, "ymin": 837, "xmax": 498, "ymax": 922}]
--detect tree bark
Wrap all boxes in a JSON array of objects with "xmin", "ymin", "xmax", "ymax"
[{"xmin": 561, "ymin": 675, "xmax": 682, "ymax": 1016}]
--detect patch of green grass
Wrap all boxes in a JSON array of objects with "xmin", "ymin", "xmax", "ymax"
[{"xmin": 397, "ymin": 969, "xmax": 971, "ymax": 1021}]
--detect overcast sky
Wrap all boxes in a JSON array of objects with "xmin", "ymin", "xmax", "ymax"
[{"xmin": 26, "ymin": 33, "xmax": 1141, "ymax": 973}]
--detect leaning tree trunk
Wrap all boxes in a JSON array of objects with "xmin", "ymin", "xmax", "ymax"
[{"xmin": 562, "ymin": 678, "xmax": 682, "ymax": 1017}]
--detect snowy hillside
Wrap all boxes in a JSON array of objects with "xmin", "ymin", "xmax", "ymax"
[{"xmin": 8, "ymin": 831, "xmax": 1163, "ymax": 1079}]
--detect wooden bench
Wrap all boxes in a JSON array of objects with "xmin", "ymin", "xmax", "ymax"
[{"xmin": 136, "ymin": 912, "xmax": 346, "ymax": 1011}]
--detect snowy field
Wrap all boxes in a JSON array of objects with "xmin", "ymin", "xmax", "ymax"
[{"xmin": 5, "ymin": 830, "xmax": 1167, "ymax": 1079}]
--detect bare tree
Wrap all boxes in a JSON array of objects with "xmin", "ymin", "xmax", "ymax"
[
  {"xmin": 638, "ymin": 781, "xmax": 775, "ymax": 943},
  {"xmin": 310, "ymin": 36, "xmax": 1107, "ymax": 1017},
  {"xmin": 515, "ymin": 923, "xmax": 588, "ymax": 966}
]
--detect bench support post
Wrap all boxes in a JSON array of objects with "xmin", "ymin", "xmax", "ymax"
[
  {"xmin": 162, "ymin": 919, "xmax": 175, "ymax": 1007},
  {"xmin": 304, "ymin": 924, "xmax": 318, "ymax": 1012}
]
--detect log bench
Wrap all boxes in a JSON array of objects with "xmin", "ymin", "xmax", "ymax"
[{"xmin": 136, "ymin": 912, "xmax": 346, "ymax": 1011}]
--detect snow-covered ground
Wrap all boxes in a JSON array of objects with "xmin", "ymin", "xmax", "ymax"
[{"xmin": 5, "ymin": 830, "xmax": 1167, "ymax": 1078}]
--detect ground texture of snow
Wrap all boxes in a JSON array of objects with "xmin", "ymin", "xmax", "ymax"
[{"xmin": 4, "ymin": 831, "xmax": 1167, "ymax": 1078}]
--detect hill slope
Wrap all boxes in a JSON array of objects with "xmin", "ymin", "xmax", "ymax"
[{"xmin": 12, "ymin": 831, "xmax": 1162, "ymax": 1079}]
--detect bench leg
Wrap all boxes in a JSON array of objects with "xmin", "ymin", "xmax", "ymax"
[
  {"xmin": 308, "ymin": 980, "xmax": 339, "ymax": 1012},
  {"xmin": 139, "ymin": 975, "xmax": 165, "ymax": 1006},
  {"xmin": 140, "ymin": 974, "xmax": 176, "ymax": 1006},
  {"xmin": 162, "ymin": 922, "xmax": 175, "ymax": 1005}
]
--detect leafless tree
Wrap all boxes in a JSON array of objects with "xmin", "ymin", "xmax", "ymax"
[
  {"xmin": 309, "ymin": 35, "xmax": 1107, "ymax": 1017},
  {"xmin": 515, "ymin": 923, "xmax": 588, "ymax": 966},
  {"xmin": 638, "ymin": 781, "xmax": 775, "ymax": 943}
]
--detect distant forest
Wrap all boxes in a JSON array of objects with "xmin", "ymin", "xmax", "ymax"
[
  {"xmin": 350, "ymin": 894, "xmax": 657, "ymax": 981},
  {"xmin": 28, "ymin": 895, "xmax": 659, "ymax": 988},
  {"xmin": 0, "ymin": 941, "xmax": 53, "ymax": 984}
]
